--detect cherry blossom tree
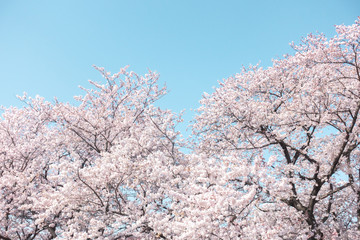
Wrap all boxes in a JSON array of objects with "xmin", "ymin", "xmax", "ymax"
[
  {"xmin": 191, "ymin": 18, "xmax": 360, "ymax": 239},
  {"xmin": 1, "ymin": 19, "xmax": 360, "ymax": 240},
  {"xmin": 0, "ymin": 95, "xmax": 61, "ymax": 240},
  {"xmin": 0, "ymin": 67, "xmax": 185, "ymax": 239}
]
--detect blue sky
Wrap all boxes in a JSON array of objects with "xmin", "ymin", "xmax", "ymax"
[{"xmin": 0, "ymin": 0, "xmax": 359, "ymax": 134}]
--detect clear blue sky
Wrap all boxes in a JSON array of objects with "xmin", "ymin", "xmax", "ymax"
[{"xmin": 0, "ymin": 0, "xmax": 359, "ymax": 134}]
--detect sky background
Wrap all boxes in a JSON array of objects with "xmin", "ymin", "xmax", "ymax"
[{"xmin": 0, "ymin": 0, "xmax": 359, "ymax": 135}]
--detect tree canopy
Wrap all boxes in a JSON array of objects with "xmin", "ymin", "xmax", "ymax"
[{"xmin": 1, "ymin": 18, "xmax": 360, "ymax": 240}]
